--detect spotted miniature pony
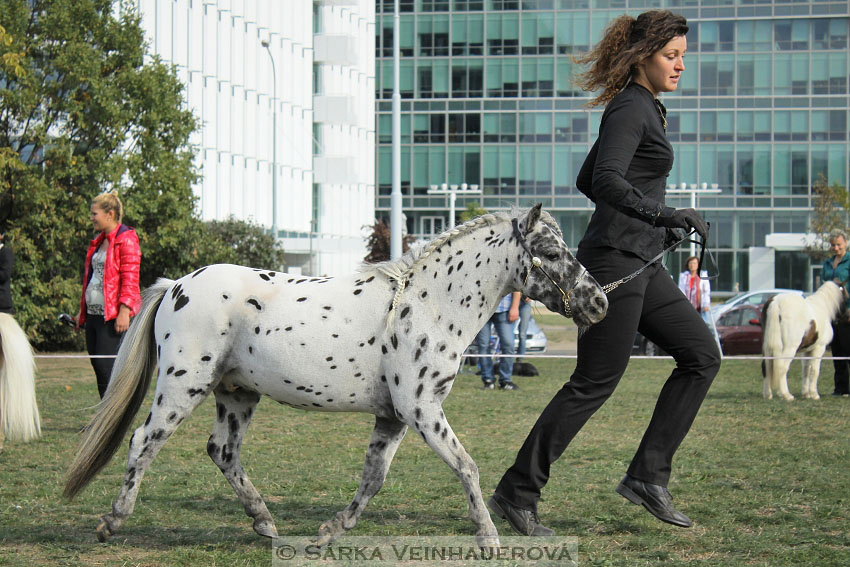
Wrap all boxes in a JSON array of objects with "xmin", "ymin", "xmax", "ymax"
[{"xmin": 64, "ymin": 205, "xmax": 608, "ymax": 547}]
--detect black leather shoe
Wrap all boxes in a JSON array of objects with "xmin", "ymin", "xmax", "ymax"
[
  {"xmin": 487, "ymin": 493, "xmax": 554, "ymax": 536},
  {"xmin": 616, "ymin": 475, "xmax": 692, "ymax": 528}
]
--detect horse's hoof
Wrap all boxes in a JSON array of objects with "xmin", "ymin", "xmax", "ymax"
[
  {"xmin": 317, "ymin": 518, "xmax": 344, "ymax": 548},
  {"xmin": 253, "ymin": 518, "xmax": 278, "ymax": 538},
  {"xmin": 96, "ymin": 519, "xmax": 114, "ymax": 542},
  {"xmin": 316, "ymin": 527, "xmax": 335, "ymax": 548},
  {"xmin": 477, "ymin": 534, "xmax": 501, "ymax": 552}
]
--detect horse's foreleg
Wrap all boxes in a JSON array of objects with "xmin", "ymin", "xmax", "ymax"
[
  {"xmin": 208, "ymin": 386, "xmax": 275, "ymax": 537},
  {"xmin": 409, "ymin": 404, "xmax": 499, "ymax": 549},
  {"xmin": 801, "ymin": 350, "xmax": 824, "ymax": 399},
  {"xmin": 98, "ymin": 379, "xmax": 211, "ymax": 541},
  {"xmin": 318, "ymin": 415, "xmax": 407, "ymax": 546}
]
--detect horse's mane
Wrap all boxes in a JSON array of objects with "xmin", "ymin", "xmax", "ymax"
[
  {"xmin": 810, "ymin": 281, "xmax": 846, "ymax": 313},
  {"xmin": 360, "ymin": 207, "xmax": 561, "ymax": 329}
]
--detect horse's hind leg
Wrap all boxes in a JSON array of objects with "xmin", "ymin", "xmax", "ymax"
[
  {"xmin": 317, "ymin": 416, "xmax": 407, "ymax": 546},
  {"xmin": 770, "ymin": 356, "xmax": 795, "ymax": 401},
  {"xmin": 762, "ymin": 359, "xmax": 774, "ymax": 399},
  {"xmin": 97, "ymin": 379, "xmax": 211, "ymax": 541},
  {"xmin": 208, "ymin": 386, "xmax": 276, "ymax": 537}
]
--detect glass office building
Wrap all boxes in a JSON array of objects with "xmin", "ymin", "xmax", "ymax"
[{"xmin": 374, "ymin": 0, "xmax": 850, "ymax": 292}]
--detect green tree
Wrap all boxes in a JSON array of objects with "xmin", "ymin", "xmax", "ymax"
[
  {"xmin": 806, "ymin": 174, "xmax": 850, "ymax": 261},
  {"xmin": 205, "ymin": 218, "xmax": 286, "ymax": 271},
  {"xmin": 0, "ymin": 0, "xmax": 229, "ymax": 349},
  {"xmin": 459, "ymin": 201, "xmax": 488, "ymax": 223}
]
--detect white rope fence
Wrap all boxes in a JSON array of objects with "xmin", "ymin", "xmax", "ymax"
[
  {"xmin": 33, "ymin": 353, "xmax": 850, "ymax": 361},
  {"xmin": 460, "ymin": 353, "xmax": 850, "ymax": 360},
  {"xmin": 35, "ymin": 354, "xmax": 117, "ymax": 359}
]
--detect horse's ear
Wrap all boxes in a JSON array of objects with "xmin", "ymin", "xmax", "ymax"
[{"xmin": 523, "ymin": 203, "xmax": 543, "ymax": 235}]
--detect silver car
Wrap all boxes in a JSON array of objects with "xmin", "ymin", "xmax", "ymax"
[
  {"xmin": 465, "ymin": 317, "xmax": 548, "ymax": 355},
  {"xmin": 709, "ymin": 288, "xmax": 804, "ymax": 323}
]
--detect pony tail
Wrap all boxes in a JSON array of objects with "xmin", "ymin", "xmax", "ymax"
[
  {"xmin": 573, "ymin": 15, "xmax": 635, "ymax": 107},
  {"xmin": 92, "ymin": 191, "xmax": 124, "ymax": 224}
]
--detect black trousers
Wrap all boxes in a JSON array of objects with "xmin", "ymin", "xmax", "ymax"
[
  {"xmin": 495, "ymin": 247, "xmax": 721, "ymax": 513},
  {"xmin": 85, "ymin": 314, "xmax": 123, "ymax": 399},
  {"xmin": 830, "ymin": 320, "xmax": 850, "ymax": 395}
]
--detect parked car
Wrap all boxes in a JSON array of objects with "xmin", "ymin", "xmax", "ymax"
[
  {"xmin": 715, "ymin": 304, "xmax": 764, "ymax": 355},
  {"xmin": 636, "ymin": 289, "xmax": 805, "ymax": 356},
  {"xmin": 465, "ymin": 317, "xmax": 548, "ymax": 355},
  {"xmin": 709, "ymin": 288, "xmax": 803, "ymax": 323}
]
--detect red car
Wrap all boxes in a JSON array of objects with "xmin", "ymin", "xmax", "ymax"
[{"xmin": 716, "ymin": 304, "xmax": 764, "ymax": 355}]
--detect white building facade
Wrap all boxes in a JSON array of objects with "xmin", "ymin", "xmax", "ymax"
[{"xmin": 133, "ymin": 0, "xmax": 375, "ymax": 275}]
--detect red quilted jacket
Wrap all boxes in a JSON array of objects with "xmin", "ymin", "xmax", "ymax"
[{"xmin": 79, "ymin": 224, "xmax": 142, "ymax": 325}]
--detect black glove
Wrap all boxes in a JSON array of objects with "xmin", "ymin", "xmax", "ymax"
[
  {"xmin": 663, "ymin": 228, "xmax": 687, "ymax": 251},
  {"xmin": 655, "ymin": 207, "xmax": 709, "ymax": 240}
]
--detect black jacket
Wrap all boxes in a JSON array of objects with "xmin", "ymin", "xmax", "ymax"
[
  {"xmin": 0, "ymin": 242, "xmax": 14, "ymax": 314},
  {"xmin": 576, "ymin": 83, "xmax": 673, "ymax": 262}
]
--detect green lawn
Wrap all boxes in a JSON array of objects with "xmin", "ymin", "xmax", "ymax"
[{"xmin": 1, "ymin": 354, "xmax": 848, "ymax": 566}]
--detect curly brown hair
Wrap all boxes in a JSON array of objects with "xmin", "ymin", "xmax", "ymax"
[{"xmin": 573, "ymin": 10, "xmax": 689, "ymax": 107}]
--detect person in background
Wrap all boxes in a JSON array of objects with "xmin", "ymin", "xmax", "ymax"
[
  {"xmin": 0, "ymin": 229, "xmax": 13, "ymax": 454},
  {"xmin": 475, "ymin": 292, "xmax": 522, "ymax": 390},
  {"xmin": 516, "ymin": 295, "xmax": 533, "ymax": 360},
  {"xmin": 678, "ymin": 256, "xmax": 711, "ymax": 324},
  {"xmin": 823, "ymin": 229, "xmax": 850, "ymax": 397},
  {"xmin": 0, "ymin": 231, "xmax": 13, "ymax": 317},
  {"xmin": 487, "ymin": 11, "xmax": 720, "ymax": 536},
  {"xmin": 74, "ymin": 192, "xmax": 142, "ymax": 399}
]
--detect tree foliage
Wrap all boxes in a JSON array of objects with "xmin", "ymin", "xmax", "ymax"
[
  {"xmin": 459, "ymin": 201, "xmax": 488, "ymax": 223},
  {"xmin": 0, "ymin": 0, "xmax": 275, "ymax": 350},
  {"xmin": 204, "ymin": 218, "xmax": 286, "ymax": 271},
  {"xmin": 363, "ymin": 219, "xmax": 415, "ymax": 264},
  {"xmin": 806, "ymin": 174, "xmax": 850, "ymax": 261}
]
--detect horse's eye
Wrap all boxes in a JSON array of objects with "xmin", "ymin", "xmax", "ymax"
[{"xmin": 545, "ymin": 253, "xmax": 559, "ymax": 262}]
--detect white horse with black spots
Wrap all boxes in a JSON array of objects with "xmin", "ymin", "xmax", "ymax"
[
  {"xmin": 761, "ymin": 281, "xmax": 847, "ymax": 400},
  {"xmin": 64, "ymin": 205, "xmax": 608, "ymax": 547}
]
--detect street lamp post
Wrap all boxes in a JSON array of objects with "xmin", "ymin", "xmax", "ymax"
[
  {"xmin": 261, "ymin": 39, "xmax": 278, "ymax": 242},
  {"xmin": 667, "ymin": 182, "xmax": 721, "ymax": 256},
  {"xmin": 427, "ymin": 183, "xmax": 482, "ymax": 229},
  {"xmin": 390, "ymin": 0, "xmax": 402, "ymax": 259}
]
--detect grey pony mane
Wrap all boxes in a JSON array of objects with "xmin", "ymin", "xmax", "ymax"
[{"xmin": 360, "ymin": 207, "xmax": 561, "ymax": 329}]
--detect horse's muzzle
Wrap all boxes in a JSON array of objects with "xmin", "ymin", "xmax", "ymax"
[{"xmin": 569, "ymin": 280, "xmax": 608, "ymax": 327}]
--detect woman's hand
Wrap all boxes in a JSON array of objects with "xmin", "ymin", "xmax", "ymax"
[
  {"xmin": 656, "ymin": 207, "xmax": 709, "ymax": 240},
  {"xmin": 115, "ymin": 305, "xmax": 132, "ymax": 333}
]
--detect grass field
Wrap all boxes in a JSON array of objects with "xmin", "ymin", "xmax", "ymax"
[{"xmin": 1, "ymin": 353, "xmax": 848, "ymax": 566}]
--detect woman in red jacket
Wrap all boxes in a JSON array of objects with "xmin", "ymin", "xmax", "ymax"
[{"xmin": 74, "ymin": 192, "xmax": 142, "ymax": 398}]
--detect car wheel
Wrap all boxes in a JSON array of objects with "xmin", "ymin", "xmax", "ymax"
[{"xmin": 643, "ymin": 339, "xmax": 658, "ymax": 357}]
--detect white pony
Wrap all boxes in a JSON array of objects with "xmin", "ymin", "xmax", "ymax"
[
  {"xmin": 761, "ymin": 281, "xmax": 847, "ymax": 400},
  {"xmin": 0, "ymin": 312, "xmax": 41, "ymax": 448}
]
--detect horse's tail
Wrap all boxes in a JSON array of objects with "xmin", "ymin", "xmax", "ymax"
[
  {"xmin": 64, "ymin": 278, "xmax": 173, "ymax": 499},
  {"xmin": 0, "ymin": 312, "xmax": 40, "ymax": 443},
  {"xmin": 761, "ymin": 296, "xmax": 781, "ymax": 386}
]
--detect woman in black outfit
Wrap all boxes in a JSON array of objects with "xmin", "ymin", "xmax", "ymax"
[{"xmin": 488, "ymin": 11, "xmax": 721, "ymax": 535}]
